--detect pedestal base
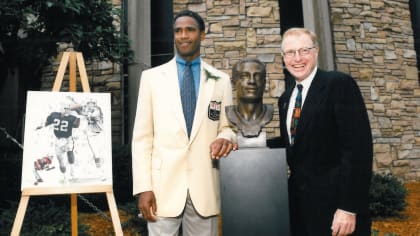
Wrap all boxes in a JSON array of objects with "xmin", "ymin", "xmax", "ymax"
[{"xmin": 220, "ymin": 148, "xmax": 289, "ymax": 236}]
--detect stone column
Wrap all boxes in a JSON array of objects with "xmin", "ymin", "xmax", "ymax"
[
  {"xmin": 302, "ymin": 0, "xmax": 335, "ymax": 71},
  {"xmin": 127, "ymin": 0, "xmax": 151, "ymax": 142}
]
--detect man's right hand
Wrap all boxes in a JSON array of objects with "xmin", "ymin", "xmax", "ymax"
[{"xmin": 138, "ymin": 191, "xmax": 158, "ymax": 222}]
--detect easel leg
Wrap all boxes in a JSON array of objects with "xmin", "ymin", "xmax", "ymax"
[
  {"xmin": 106, "ymin": 191, "xmax": 123, "ymax": 235},
  {"xmin": 11, "ymin": 195, "xmax": 30, "ymax": 236},
  {"xmin": 71, "ymin": 193, "xmax": 78, "ymax": 236}
]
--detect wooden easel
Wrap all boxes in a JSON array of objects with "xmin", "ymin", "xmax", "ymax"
[{"xmin": 11, "ymin": 51, "xmax": 123, "ymax": 236}]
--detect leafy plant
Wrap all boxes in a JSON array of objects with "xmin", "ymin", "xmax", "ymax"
[
  {"xmin": 369, "ymin": 173, "xmax": 407, "ymax": 218},
  {"xmin": 0, "ymin": 0, "xmax": 134, "ymax": 148},
  {"xmin": 0, "ymin": 0, "xmax": 133, "ymax": 89},
  {"xmin": 0, "ymin": 198, "xmax": 90, "ymax": 235}
]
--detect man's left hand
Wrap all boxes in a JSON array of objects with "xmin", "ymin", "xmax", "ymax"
[
  {"xmin": 331, "ymin": 209, "xmax": 356, "ymax": 236},
  {"xmin": 210, "ymin": 138, "xmax": 237, "ymax": 159}
]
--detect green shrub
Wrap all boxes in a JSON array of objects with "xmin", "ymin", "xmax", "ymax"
[
  {"xmin": 369, "ymin": 173, "xmax": 407, "ymax": 218},
  {"xmin": 0, "ymin": 198, "xmax": 89, "ymax": 235}
]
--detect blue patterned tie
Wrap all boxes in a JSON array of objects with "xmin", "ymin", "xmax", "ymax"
[
  {"xmin": 290, "ymin": 84, "xmax": 303, "ymax": 145},
  {"xmin": 181, "ymin": 62, "xmax": 196, "ymax": 137}
]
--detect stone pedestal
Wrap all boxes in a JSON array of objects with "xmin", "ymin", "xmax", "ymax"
[{"xmin": 220, "ymin": 148, "xmax": 290, "ymax": 236}]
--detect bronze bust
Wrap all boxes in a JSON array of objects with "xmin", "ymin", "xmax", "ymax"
[{"xmin": 226, "ymin": 58, "xmax": 274, "ymax": 140}]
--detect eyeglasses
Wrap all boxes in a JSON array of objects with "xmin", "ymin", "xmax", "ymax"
[{"xmin": 281, "ymin": 47, "xmax": 316, "ymax": 58}]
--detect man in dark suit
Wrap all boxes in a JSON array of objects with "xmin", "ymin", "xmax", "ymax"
[{"xmin": 278, "ymin": 28, "xmax": 373, "ymax": 236}]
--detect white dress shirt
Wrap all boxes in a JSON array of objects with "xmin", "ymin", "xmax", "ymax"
[{"xmin": 286, "ymin": 67, "xmax": 317, "ymax": 142}]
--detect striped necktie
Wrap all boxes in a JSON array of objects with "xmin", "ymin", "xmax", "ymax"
[
  {"xmin": 290, "ymin": 84, "xmax": 303, "ymax": 145},
  {"xmin": 181, "ymin": 62, "xmax": 196, "ymax": 137}
]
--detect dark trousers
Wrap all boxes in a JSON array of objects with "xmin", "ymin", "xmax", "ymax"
[{"xmin": 288, "ymin": 188, "xmax": 371, "ymax": 236}]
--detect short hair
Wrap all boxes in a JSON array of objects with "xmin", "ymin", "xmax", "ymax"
[
  {"xmin": 281, "ymin": 27, "xmax": 318, "ymax": 50},
  {"xmin": 174, "ymin": 10, "xmax": 205, "ymax": 32},
  {"xmin": 232, "ymin": 58, "xmax": 266, "ymax": 83}
]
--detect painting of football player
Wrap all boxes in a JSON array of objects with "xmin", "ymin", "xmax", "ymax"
[
  {"xmin": 74, "ymin": 99, "xmax": 104, "ymax": 167},
  {"xmin": 39, "ymin": 103, "xmax": 80, "ymax": 183},
  {"xmin": 80, "ymin": 99, "xmax": 104, "ymax": 134}
]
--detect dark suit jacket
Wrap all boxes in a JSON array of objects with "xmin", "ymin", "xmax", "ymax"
[{"xmin": 277, "ymin": 69, "xmax": 373, "ymax": 235}]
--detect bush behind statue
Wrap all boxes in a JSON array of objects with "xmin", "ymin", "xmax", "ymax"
[{"xmin": 369, "ymin": 173, "xmax": 407, "ymax": 218}]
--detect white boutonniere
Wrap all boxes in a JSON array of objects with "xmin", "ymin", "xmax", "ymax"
[{"xmin": 204, "ymin": 68, "xmax": 221, "ymax": 81}]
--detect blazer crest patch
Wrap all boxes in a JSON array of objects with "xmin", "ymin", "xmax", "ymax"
[{"xmin": 208, "ymin": 101, "xmax": 221, "ymax": 121}]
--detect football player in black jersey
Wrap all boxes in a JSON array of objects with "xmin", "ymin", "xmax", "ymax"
[{"xmin": 44, "ymin": 104, "xmax": 80, "ymax": 182}]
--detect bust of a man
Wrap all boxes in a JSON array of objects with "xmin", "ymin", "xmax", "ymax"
[{"xmin": 226, "ymin": 58, "xmax": 274, "ymax": 141}]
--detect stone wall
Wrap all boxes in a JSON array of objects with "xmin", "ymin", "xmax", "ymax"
[
  {"xmin": 329, "ymin": 0, "xmax": 420, "ymax": 181},
  {"xmin": 174, "ymin": 0, "xmax": 420, "ymax": 181}
]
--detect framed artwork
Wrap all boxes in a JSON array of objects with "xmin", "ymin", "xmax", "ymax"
[{"xmin": 21, "ymin": 91, "xmax": 112, "ymax": 189}]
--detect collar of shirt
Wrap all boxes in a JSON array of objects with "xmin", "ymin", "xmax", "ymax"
[
  {"xmin": 176, "ymin": 56, "xmax": 201, "ymax": 96},
  {"xmin": 298, "ymin": 66, "xmax": 317, "ymax": 105}
]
